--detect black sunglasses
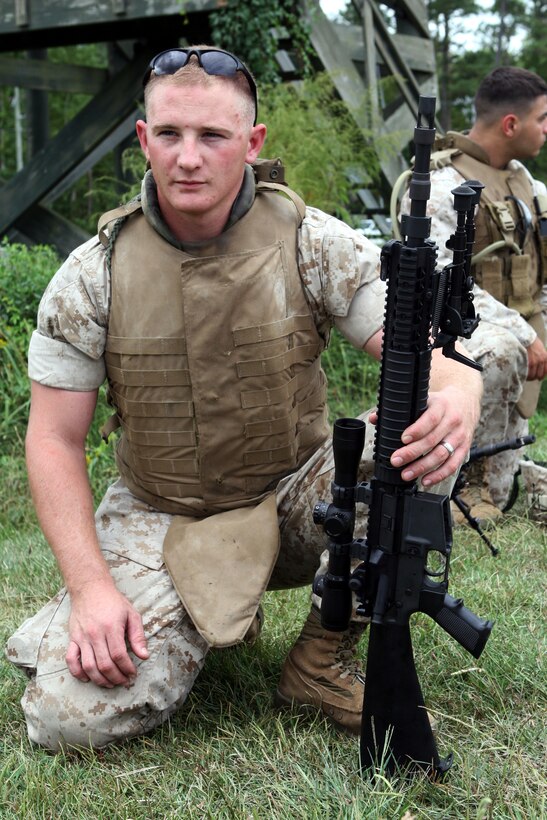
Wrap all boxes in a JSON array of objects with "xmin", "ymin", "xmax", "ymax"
[{"xmin": 143, "ymin": 47, "xmax": 258, "ymax": 125}]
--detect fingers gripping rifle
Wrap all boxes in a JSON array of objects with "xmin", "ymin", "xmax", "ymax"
[{"xmin": 313, "ymin": 96, "xmax": 493, "ymax": 779}]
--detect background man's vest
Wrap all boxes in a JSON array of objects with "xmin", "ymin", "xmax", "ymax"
[
  {"xmin": 100, "ymin": 186, "xmax": 330, "ymax": 516},
  {"xmin": 431, "ymin": 132, "xmax": 546, "ymax": 417},
  {"xmin": 431, "ymin": 131, "xmax": 545, "ymax": 321}
]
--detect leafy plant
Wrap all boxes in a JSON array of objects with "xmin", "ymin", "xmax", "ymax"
[
  {"xmin": 258, "ymin": 72, "xmax": 396, "ymax": 219},
  {"xmin": 0, "ymin": 239, "xmax": 59, "ymax": 326},
  {"xmin": 0, "ymin": 241, "xmax": 61, "ymax": 457},
  {"xmin": 209, "ymin": 0, "xmax": 314, "ymax": 85}
]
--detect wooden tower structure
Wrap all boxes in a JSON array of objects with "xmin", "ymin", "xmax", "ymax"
[{"xmin": 0, "ymin": 0, "xmax": 436, "ymax": 253}]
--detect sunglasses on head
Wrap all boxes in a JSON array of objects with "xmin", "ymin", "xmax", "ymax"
[{"xmin": 143, "ymin": 47, "xmax": 258, "ymax": 125}]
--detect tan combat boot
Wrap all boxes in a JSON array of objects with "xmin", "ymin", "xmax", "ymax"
[
  {"xmin": 275, "ymin": 606, "xmax": 367, "ymax": 735},
  {"xmin": 451, "ymin": 460, "xmax": 503, "ymax": 529}
]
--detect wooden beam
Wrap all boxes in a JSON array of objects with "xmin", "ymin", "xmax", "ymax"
[
  {"xmin": 0, "ymin": 55, "xmax": 108, "ymax": 93},
  {"xmin": 0, "ymin": 46, "xmax": 154, "ymax": 237},
  {"xmin": 0, "ymin": 0, "xmax": 223, "ymax": 37},
  {"xmin": 333, "ymin": 24, "xmax": 436, "ymax": 73},
  {"xmin": 394, "ymin": 0, "xmax": 430, "ymax": 38},
  {"xmin": 12, "ymin": 204, "xmax": 91, "ymax": 257},
  {"xmin": 43, "ymin": 110, "xmax": 141, "ymax": 204},
  {"xmin": 306, "ymin": 3, "xmax": 374, "ymax": 134}
]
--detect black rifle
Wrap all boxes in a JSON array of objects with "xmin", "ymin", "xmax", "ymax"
[
  {"xmin": 452, "ymin": 434, "xmax": 536, "ymax": 556},
  {"xmin": 313, "ymin": 96, "xmax": 493, "ymax": 778}
]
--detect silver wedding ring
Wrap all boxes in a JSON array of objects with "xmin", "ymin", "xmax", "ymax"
[{"xmin": 440, "ymin": 440, "xmax": 455, "ymax": 456}]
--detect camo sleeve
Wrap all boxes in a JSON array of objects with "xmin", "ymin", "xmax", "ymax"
[
  {"xmin": 400, "ymin": 165, "xmax": 537, "ymax": 349},
  {"xmin": 298, "ymin": 207, "xmax": 385, "ymax": 349},
  {"xmin": 27, "ymin": 236, "xmax": 109, "ymax": 390}
]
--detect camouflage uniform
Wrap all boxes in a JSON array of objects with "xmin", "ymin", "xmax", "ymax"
[
  {"xmin": 402, "ymin": 163, "xmax": 547, "ymax": 508},
  {"xmin": 6, "ymin": 168, "xmax": 385, "ymax": 750}
]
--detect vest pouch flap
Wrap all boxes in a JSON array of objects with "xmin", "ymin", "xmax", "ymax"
[
  {"xmin": 477, "ymin": 256, "xmax": 504, "ymax": 302},
  {"xmin": 508, "ymin": 254, "xmax": 535, "ymax": 319},
  {"xmin": 163, "ymin": 494, "xmax": 280, "ymax": 647}
]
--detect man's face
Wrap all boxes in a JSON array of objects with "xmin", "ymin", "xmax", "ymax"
[
  {"xmin": 136, "ymin": 78, "xmax": 265, "ymax": 237},
  {"xmin": 514, "ymin": 94, "xmax": 547, "ymax": 159}
]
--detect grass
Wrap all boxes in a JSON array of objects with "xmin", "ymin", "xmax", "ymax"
[
  {"xmin": 1, "ymin": 513, "xmax": 545, "ymax": 818},
  {"xmin": 1, "ymin": 334, "xmax": 546, "ymax": 819}
]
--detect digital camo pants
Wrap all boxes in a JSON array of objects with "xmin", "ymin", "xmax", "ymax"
[
  {"xmin": 6, "ymin": 416, "xmax": 378, "ymax": 751},
  {"xmin": 462, "ymin": 318, "xmax": 529, "ymax": 509}
]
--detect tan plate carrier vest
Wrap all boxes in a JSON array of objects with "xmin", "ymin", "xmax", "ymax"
[
  {"xmin": 97, "ymin": 181, "xmax": 331, "ymax": 645},
  {"xmin": 431, "ymin": 132, "xmax": 547, "ymax": 417}
]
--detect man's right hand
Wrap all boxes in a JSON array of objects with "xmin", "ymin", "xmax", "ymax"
[
  {"xmin": 526, "ymin": 335, "xmax": 547, "ymax": 381},
  {"xmin": 66, "ymin": 579, "xmax": 149, "ymax": 688}
]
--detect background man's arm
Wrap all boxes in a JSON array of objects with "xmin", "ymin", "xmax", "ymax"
[{"xmin": 26, "ymin": 381, "xmax": 149, "ymax": 688}]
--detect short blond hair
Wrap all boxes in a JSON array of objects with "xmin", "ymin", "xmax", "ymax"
[{"xmin": 144, "ymin": 51, "xmax": 256, "ymax": 127}]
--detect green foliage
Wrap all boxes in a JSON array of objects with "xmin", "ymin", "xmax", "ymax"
[
  {"xmin": 443, "ymin": 49, "xmax": 499, "ymax": 132},
  {"xmin": 209, "ymin": 0, "xmax": 314, "ymax": 84},
  {"xmin": 259, "ymin": 72, "xmax": 393, "ymax": 218},
  {"xmin": 1, "ymin": 506, "xmax": 546, "ymax": 817},
  {"xmin": 0, "ymin": 241, "xmax": 61, "ymax": 459},
  {"xmin": 322, "ymin": 329, "xmax": 379, "ymax": 419},
  {"xmin": 0, "ymin": 239, "xmax": 59, "ymax": 326}
]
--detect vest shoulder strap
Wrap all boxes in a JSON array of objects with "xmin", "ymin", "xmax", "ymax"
[
  {"xmin": 252, "ymin": 157, "xmax": 306, "ymax": 222},
  {"xmin": 98, "ymin": 198, "xmax": 142, "ymax": 247},
  {"xmin": 256, "ymin": 180, "xmax": 307, "ymax": 222}
]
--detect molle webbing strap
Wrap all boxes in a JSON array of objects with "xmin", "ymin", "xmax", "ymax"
[
  {"xmin": 236, "ymin": 344, "xmax": 318, "ymax": 378},
  {"xmin": 244, "ymin": 414, "xmax": 326, "ymax": 468},
  {"xmin": 106, "ymin": 364, "xmax": 191, "ymax": 387},
  {"xmin": 241, "ymin": 357, "xmax": 322, "ymax": 409},
  {"xmin": 106, "ymin": 336, "xmax": 186, "ymax": 355},
  {"xmin": 117, "ymin": 470, "xmax": 201, "ymax": 500},
  {"xmin": 233, "ymin": 314, "xmax": 313, "ymax": 346},
  {"xmin": 244, "ymin": 443, "xmax": 296, "ymax": 466},
  {"xmin": 110, "ymin": 394, "xmax": 194, "ymax": 418},
  {"xmin": 127, "ymin": 453, "xmax": 199, "ymax": 476},
  {"xmin": 121, "ymin": 425, "xmax": 197, "ymax": 447},
  {"xmin": 244, "ymin": 382, "xmax": 325, "ymax": 438}
]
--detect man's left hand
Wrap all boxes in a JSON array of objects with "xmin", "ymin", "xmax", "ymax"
[{"xmin": 370, "ymin": 384, "xmax": 479, "ymax": 488}]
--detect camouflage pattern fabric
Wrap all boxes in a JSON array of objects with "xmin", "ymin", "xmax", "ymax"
[
  {"xmin": 463, "ymin": 318, "xmax": 529, "ymax": 508},
  {"xmin": 6, "ymin": 481, "xmax": 209, "ymax": 750},
  {"xmin": 27, "ymin": 177, "xmax": 385, "ymax": 394},
  {"xmin": 7, "ymin": 416, "xmax": 378, "ymax": 750},
  {"xmin": 6, "ymin": 415, "xmax": 377, "ymax": 751},
  {"xmin": 6, "ymin": 404, "xmax": 462, "ymax": 751},
  {"xmin": 519, "ymin": 459, "xmax": 547, "ymax": 524}
]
